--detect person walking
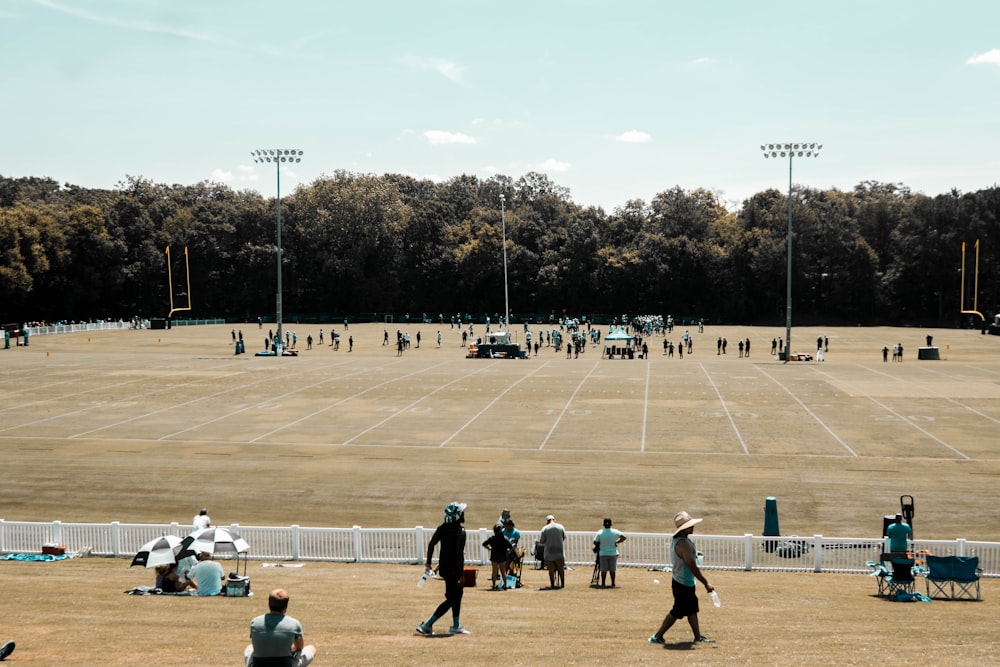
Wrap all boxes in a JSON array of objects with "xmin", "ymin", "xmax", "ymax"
[
  {"xmin": 649, "ymin": 511, "xmax": 715, "ymax": 646},
  {"xmin": 539, "ymin": 514, "xmax": 567, "ymax": 589},
  {"xmin": 593, "ymin": 517, "xmax": 627, "ymax": 587},
  {"xmin": 416, "ymin": 502, "xmax": 470, "ymax": 636},
  {"xmin": 243, "ymin": 588, "xmax": 317, "ymax": 667}
]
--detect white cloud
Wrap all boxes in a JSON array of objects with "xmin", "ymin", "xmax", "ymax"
[
  {"xmin": 617, "ymin": 130, "xmax": 652, "ymax": 144},
  {"xmin": 482, "ymin": 165, "xmax": 499, "ymax": 174},
  {"xmin": 535, "ymin": 158, "xmax": 571, "ymax": 172},
  {"xmin": 31, "ymin": 0, "xmax": 235, "ymax": 47},
  {"xmin": 966, "ymin": 49, "xmax": 1000, "ymax": 66},
  {"xmin": 400, "ymin": 55, "xmax": 465, "ymax": 82},
  {"xmin": 424, "ymin": 130, "xmax": 477, "ymax": 145},
  {"xmin": 692, "ymin": 56, "xmax": 715, "ymax": 65},
  {"xmin": 216, "ymin": 166, "xmax": 259, "ymax": 184}
]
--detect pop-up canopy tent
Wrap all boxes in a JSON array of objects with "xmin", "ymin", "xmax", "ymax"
[{"xmin": 604, "ymin": 327, "xmax": 635, "ymax": 358}]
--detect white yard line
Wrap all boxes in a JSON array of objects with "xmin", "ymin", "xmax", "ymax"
[{"xmin": 700, "ymin": 364, "xmax": 750, "ymax": 455}]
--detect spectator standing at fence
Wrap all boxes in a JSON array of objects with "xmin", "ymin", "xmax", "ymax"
[
  {"xmin": 594, "ymin": 517, "xmax": 627, "ymax": 588},
  {"xmin": 539, "ymin": 514, "xmax": 567, "ymax": 589},
  {"xmin": 886, "ymin": 513, "xmax": 912, "ymax": 557},
  {"xmin": 483, "ymin": 525, "xmax": 514, "ymax": 590},
  {"xmin": 193, "ymin": 508, "xmax": 211, "ymax": 532},
  {"xmin": 416, "ymin": 502, "xmax": 470, "ymax": 636},
  {"xmin": 244, "ymin": 588, "xmax": 317, "ymax": 667},
  {"xmin": 649, "ymin": 511, "xmax": 715, "ymax": 646}
]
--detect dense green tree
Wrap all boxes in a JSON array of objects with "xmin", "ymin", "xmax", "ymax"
[{"xmin": 1, "ymin": 172, "xmax": 998, "ymax": 326}]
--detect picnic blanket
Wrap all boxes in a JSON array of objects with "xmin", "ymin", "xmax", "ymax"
[
  {"xmin": 1, "ymin": 552, "xmax": 72, "ymax": 562},
  {"xmin": 124, "ymin": 586, "xmax": 197, "ymax": 596}
]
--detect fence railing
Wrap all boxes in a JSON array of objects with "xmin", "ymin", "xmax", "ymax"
[
  {"xmin": 1, "ymin": 520, "xmax": 996, "ymax": 577},
  {"xmin": 23, "ymin": 319, "xmax": 224, "ymax": 336}
]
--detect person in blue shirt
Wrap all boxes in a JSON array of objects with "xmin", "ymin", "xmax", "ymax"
[
  {"xmin": 502, "ymin": 519, "xmax": 521, "ymax": 548},
  {"xmin": 886, "ymin": 514, "xmax": 912, "ymax": 556},
  {"xmin": 593, "ymin": 517, "xmax": 627, "ymax": 587}
]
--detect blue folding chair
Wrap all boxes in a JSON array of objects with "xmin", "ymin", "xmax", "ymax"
[{"xmin": 951, "ymin": 556, "xmax": 981, "ymax": 601}]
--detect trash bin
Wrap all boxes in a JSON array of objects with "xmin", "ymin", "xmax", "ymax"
[
  {"xmin": 763, "ymin": 497, "xmax": 780, "ymax": 552},
  {"xmin": 462, "ymin": 567, "xmax": 477, "ymax": 587}
]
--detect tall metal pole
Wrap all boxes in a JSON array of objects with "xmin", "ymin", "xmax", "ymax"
[
  {"xmin": 276, "ymin": 163, "xmax": 282, "ymax": 343},
  {"xmin": 251, "ymin": 149, "xmax": 303, "ymax": 352},
  {"xmin": 500, "ymin": 194, "xmax": 510, "ymax": 333},
  {"xmin": 761, "ymin": 143, "xmax": 821, "ymax": 361}
]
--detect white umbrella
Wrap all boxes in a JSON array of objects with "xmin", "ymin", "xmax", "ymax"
[
  {"xmin": 179, "ymin": 527, "xmax": 250, "ymax": 557},
  {"xmin": 130, "ymin": 535, "xmax": 185, "ymax": 568}
]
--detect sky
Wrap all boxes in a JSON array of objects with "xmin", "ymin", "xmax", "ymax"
[{"xmin": 3, "ymin": 0, "xmax": 1000, "ymax": 212}]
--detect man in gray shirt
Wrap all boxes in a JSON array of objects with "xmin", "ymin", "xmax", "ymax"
[
  {"xmin": 243, "ymin": 588, "xmax": 317, "ymax": 667},
  {"xmin": 539, "ymin": 514, "xmax": 567, "ymax": 589}
]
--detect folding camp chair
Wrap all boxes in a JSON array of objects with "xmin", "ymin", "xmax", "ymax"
[
  {"xmin": 866, "ymin": 560, "xmax": 890, "ymax": 597},
  {"xmin": 924, "ymin": 555, "xmax": 952, "ymax": 599},
  {"xmin": 885, "ymin": 557, "xmax": 915, "ymax": 600},
  {"xmin": 951, "ymin": 556, "xmax": 982, "ymax": 601},
  {"xmin": 507, "ymin": 546, "xmax": 525, "ymax": 588}
]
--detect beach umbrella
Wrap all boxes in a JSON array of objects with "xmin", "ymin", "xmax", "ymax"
[
  {"xmin": 130, "ymin": 535, "xmax": 185, "ymax": 568},
  {"xmin": 179, "ymin": 527, "xmax": 250, "ymax": 558}
]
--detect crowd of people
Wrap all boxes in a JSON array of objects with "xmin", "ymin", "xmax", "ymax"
[{"xmin": 409, "ymin": 500, "xmax": 716, "ymax": 650}]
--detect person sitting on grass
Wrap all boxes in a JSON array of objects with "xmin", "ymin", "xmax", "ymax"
[
  {"xmin": 188, "ymin": 551, "xmax": 225, "ymax": 596},
  {"xmin": 244, "ymin": 588, "xmax": 317, "ymax": 667}
]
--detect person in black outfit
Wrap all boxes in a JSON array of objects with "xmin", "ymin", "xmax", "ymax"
[
  {"xmin": 483, "ymin": 524, "xmax": 514, "ymax": 590},
  {"xmin": 416, "ymin": 502, "xmax": 470, "ymax": 635}
]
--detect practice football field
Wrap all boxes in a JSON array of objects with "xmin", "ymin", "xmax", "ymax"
[{"xmin": 0, "ymin": 322, "xmax": 997, "ymax": 665}]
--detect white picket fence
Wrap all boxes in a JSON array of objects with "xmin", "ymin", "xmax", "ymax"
[
  {"xmin": 23, "ymin": 318, "xmax": 225, "ymax": 336},
  {"xmin": 1, "ymin": 520, "xmax": 997, "ymax": 576}
]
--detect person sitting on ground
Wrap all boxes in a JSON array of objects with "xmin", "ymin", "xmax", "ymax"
[
  {"xmin": 244, "ymin": 588, "xmax": 317, "ymax": 667},
  {"xmin": 154, "ymin": 562, "xmax": 185, "ymax": 592},
  {"xmin": 188, "ymin": 551, "xmax": 225, "ymax": 596}
]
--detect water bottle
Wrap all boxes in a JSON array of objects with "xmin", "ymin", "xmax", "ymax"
[
  {"xmin": 417, "ymin": 569, "xmax": 429, "ymax": 588},
  {"xmin": 710, "ymin": 590, "xmax": 721, "ymax": 608}
]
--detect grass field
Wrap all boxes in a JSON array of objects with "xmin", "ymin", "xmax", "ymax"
[{"xmin": 0, "ymin": 322, "xmax": 997, "ymax": 665}]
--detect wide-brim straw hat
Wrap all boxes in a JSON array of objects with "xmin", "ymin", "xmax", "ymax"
[{"xmin": 672, "ymin": 511, "xmax": 702, "ymax": 536}]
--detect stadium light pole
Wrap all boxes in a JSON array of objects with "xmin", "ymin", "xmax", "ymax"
[
  {"xmin": 761, "ymin": 142, "xmax": 821, "ymax": 362},
  {"xmin": 251, "ymin": 148, "xmax": 303, "ymax": 352},
  {"xmin": 500, "ymin": 194, "xmax": 510, "ymax": 333}
]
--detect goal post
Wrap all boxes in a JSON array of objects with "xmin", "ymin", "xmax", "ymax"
[{"xmin": 166, "ymin": 245, "xmax": 193, "ymax": 319}]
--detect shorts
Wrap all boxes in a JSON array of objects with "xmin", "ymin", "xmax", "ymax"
[
  {"xmin": 599, "ymin": 555, "xmax": 618, "ymax": 573},
  {"xmin": 669, "ymin": 579, "xmax": 699, "ymax": 619}
]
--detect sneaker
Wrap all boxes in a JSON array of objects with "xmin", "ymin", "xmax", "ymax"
[
  {"xmin": 415, "ymin": 624, "xmax": 432, "ymax": 636},
  {"xmin": 449, "ymin": 625, "xmax": 471, "ymax": 635},
  {"xmin": 0, "ymin": 641, "xmax": 14, "ymax": 660},
  {"xmin": 648, "ymin": 635, "xmax": 665, "ymax": 645},
  {"xmin": 694, "ymin": 636, "xmax": 715, "ymax": 643}
]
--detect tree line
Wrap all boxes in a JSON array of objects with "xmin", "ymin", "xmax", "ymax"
[{"xmin": 1, "ymin": 172, "xmax": 996, "ymax": 326}]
